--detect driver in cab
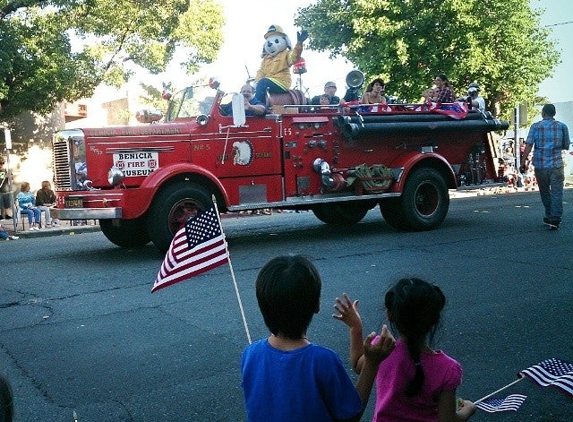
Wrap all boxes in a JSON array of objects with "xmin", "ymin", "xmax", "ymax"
[{"xmin": 221, "ymin": 84, "xmax": 267, "ymax": 117}]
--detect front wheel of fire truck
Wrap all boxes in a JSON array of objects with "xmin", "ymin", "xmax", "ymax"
[
  {"xmin": 99, "ymin": 216, "xmax": 151, "ymax": 248},
  {"xmin": 389, "ymin": 167, "xmax": 449, "ymax": 231},
  {"xmin": 147, "ymin": 181, "xmax": 212, "ymax": 253},
  {"xmin": 312, "ymin": 201, "xmax": 370, "ymax": 225}
]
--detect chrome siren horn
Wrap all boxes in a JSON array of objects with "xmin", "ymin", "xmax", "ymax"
[{"xmin": 345, "ymin": 70, "xmax": 364, "ymax": 89}]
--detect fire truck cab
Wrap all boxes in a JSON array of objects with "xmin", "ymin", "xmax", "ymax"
[{"xmin": 51, "ymin": 73, "xmax": 509, "ymax": 252}]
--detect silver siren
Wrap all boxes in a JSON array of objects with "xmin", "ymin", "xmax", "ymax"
[{"xmin": 346, "ymin": 70, "xmax": 364, "ymax": 88}]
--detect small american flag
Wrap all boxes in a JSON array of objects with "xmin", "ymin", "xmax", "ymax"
[
  {"xmin": 152, "ymin": 206, "xmax": 228, "ymax": 293},
  {"xmin": 475, "ymin": 394, "xmax": 527, "ymax": 413},
  {"xmin": 519, "ymin": 357, "xmax": 573, "ymax": 396}
]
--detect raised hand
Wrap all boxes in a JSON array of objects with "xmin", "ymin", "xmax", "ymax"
[
  {"xmin": 333, "ymin": 293, "xmax": 362, "ymax": 330},
  {"xmin": 297, "ymin": 29, "xmax": 309, "ymax": 43}
]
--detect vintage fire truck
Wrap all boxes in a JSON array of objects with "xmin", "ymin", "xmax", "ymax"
[{"xmin": 51, "ymin": 72, "xmax": 509, "ymax": 252}]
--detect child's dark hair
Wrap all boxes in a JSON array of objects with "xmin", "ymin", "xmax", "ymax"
[
  {"xmin": 256, "ymin": 255, "xmax": 321, "ymax": 340},
  {"xmin": 385, "ymin": 278, "xmax": 446, "ymax": 397}
]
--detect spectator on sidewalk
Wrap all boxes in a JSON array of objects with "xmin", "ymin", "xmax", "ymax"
[
  {"xmin": 17, "ymin": 182, "xmax": 41, "ymax": 231},
  {"xmin": 0, "ymin": 222, "xmax": 19, "ymax": 240},
  {"xmin": 0, "ymin": 156, "xmax": 13, "ymax": 220},
  {"xmin": 35, "ymin": 181, "xmax": 59, "ymax": 227}
]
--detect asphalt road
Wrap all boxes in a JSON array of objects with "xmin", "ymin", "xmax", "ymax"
[{"xmin": 1, "ymin": 190, "xmax": 572, "ymax": 421}]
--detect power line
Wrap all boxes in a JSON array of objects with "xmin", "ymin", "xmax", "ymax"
[{"xmin": 544, "ymin": 21, "xmax": 573, "ymax": 27}]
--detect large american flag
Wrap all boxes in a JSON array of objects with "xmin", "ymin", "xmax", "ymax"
[
  {"xmin": 475, "ymin": 394, "xmax": 527, "ymax": 413},
  {"xmin": 152, "ymin": 206, "xmax": 228, "ymax": 293},
  {"xmin": 519, "ymin": 357, "xmax": 573, "ymax": 396}
]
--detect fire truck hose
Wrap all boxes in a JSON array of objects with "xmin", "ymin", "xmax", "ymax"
[{"xmin": 348, "ymin": 164, "xmax": 393, "ymax": 192}]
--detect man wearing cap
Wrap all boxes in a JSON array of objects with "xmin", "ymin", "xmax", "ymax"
[
  {"xmin": 311, "ymin": 82, "xmax": 340, "ymax": 105},
  {"xmin": 254, "ymin": 25, "xmax": 308, "ymax": 103}
]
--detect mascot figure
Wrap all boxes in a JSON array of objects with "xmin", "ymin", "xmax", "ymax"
[{"xmin": 254, "ymin": 25, "xmax": 308, "ymax": 103}]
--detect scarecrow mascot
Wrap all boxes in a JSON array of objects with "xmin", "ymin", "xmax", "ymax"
[{"xmin": 254, "ymin": 25, "xmax": 309, "ymax": 103}]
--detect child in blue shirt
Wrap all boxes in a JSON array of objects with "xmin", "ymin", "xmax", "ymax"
[{"xmin": 241, "ymin": 255, "xmax": 395, "ymax": 422}]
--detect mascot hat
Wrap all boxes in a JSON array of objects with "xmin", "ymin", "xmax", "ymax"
[{"xmin": 264, "ymin": 24, "xmax": 287, "ymax": 39}]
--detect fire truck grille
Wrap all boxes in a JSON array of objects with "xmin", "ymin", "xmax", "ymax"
[
  {"xmin": 51, "ymin": 129, "xmax": 85, "ymax": 191},
  {"xmin": 52, "ymin": 141, "xmax": 72, "ymax": 189}
]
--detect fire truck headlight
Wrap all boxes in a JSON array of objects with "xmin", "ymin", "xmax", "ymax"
[{"xmin": 108, "ymin": 167, "xmax": 125, "ymax": 186}]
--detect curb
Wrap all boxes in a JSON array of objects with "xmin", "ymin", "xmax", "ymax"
[{"xmin": 6, "ymin": 224, "xmax": 101, "ymax": 239}]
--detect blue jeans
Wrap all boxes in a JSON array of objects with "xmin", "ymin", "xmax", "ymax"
[
  {"xmin": 534, "ymin": 166, "xmax": 565, "ymax": 221},
  {"xmin": 21, "ymin": 207, "xmax": 41, "ymax": 224},
  {"xmin": 255, "ymin": 78, "xmax": 287, "ymax": 103}
]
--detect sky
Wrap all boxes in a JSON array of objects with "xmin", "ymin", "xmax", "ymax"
[{"xmin": 162, "ymin": 0, "xmax": 573, "ymax": 103}]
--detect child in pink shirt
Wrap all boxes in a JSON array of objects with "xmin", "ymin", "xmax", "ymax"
[{"xmin": 334, "ymin": 278, "xmax": 476, "ymax": 422}]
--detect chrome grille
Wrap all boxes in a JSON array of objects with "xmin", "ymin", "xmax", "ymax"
[{"xmin": 52, "ymin": 129, "xmax": 85, "ymax": 191}]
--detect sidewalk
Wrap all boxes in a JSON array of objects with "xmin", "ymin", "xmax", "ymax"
[{"xmin": 1, "ymin": 218, "xmax": 100, "ymax": 240}]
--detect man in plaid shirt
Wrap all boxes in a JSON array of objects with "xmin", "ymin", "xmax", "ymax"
[{"xmin": 520, "ymin": 104, "xmax": 571, "ymax": 229}]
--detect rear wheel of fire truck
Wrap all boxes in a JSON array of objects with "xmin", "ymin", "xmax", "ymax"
[
  {"xmin": 312, "ymin": 202, "xmax": 370, "ymax": 225},
  {"xmin": 100, "ymin": 216, "xmax": 151, "ymax": 248},
  {"xmin": 147, "ymin": 181, "xmax": 212, "ymax": 253},
  {"xmin": 388, "ymin": 167, "xmax": 449, "ymax": 231}
]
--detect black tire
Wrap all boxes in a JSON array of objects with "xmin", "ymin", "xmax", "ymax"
[
  {"xmin": 147, "ymin": 181, "xmax": 212, "ymax": 253},
  {"xmin": 100, "ymin": 216, "xmax": 150, "ymax": 248},
  {"xmin": 379, "ymin": 197, "xmax": 409, "ymax": 230},
  {"xmin": 397, "ymin": 167, "xmax": 449, "ymax": 231},
  {"xmin": 312, "ymin": 202, "xmax": 369, "ymax": 225}
]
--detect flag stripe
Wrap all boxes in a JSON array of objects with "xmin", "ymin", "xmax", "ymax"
[
  {"xmin": 519, "ymin": 358, "xmax": 573, "ymax": 397},
  {"xmin": 158, "ymin": 244, "xmax": 228, "ymax": 285},
  {"xmin": 476, "ymin": 394, "xmax": 527, "ymax": 413},
  {"xmin": 152, "ymin": 206, "xmax": 229, "ymax": 293}
]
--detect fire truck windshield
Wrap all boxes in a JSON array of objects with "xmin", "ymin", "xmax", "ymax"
[{"xmin": 165, "ymin": 86, "xmax": 215, "ymax": 122}]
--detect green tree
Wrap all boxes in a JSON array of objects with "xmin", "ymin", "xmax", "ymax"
[
  {"xmin": 295, "ymin": 0, "xmax": 559, "ymax": 119},
  {"xmin": 0, "ymin": 0, "xmax": 225, "ymax": 120}
]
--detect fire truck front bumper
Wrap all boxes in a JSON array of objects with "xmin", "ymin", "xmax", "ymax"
[{"xmin": 51, "ymin": 207, "xmax": 122, "ymax": 220}]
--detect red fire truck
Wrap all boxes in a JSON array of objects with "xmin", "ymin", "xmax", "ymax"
[{"xmin": 51, "ymin": 73, "xmax": 509, "ymax": 252}]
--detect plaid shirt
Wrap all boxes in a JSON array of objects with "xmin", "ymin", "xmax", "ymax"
[{"xmin": 526, "ymin": 117, "xmax": 570, "ymax": 168}]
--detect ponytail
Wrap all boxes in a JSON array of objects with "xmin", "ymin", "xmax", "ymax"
[
  {"xmin": 404, "ymin": 342, "xmax": 425, "ymax": 397},
  {"xmin": 385, "ymin": 278, "xmax": 446, "ymax": 397}
]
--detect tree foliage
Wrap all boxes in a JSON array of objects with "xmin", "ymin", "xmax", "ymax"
[
  {"xmin": 0, "ymin": 0, "xmax": 225, "ymax": 120},
  {"xmin": 295, "ymin": 0, "xmax": 560, "ymax": 119}
]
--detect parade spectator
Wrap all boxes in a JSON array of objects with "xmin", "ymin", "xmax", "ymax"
[
  {"xmin": 434, "ymin": 74, "xmax": 456, "ymax": 103},
  {"xmin": 17, "ymin": 182, "xmax": 41, "ymax": 230},
  {"xmin": 0, "ymin": 222, "xmax": 19, "ymax": 240},
  {"xmin": 311, "ymin": 81, "xmax": 340, "ymax": 105},
  {"xmin": 241, "ymin": 255, "xmax": 395, "ymax": 422},
  {"xmin": 35, "ymin": 180, "xmax": 59, "ymax": 227},
  {"xmin": 334, "ymin": 278, "xmax": 476, "ymax": 422},
  {"xmin": 361, "ymin": 78, "xmax": 388, "ymax": 105},
  {"xmin": 0, "ymin": 156, "xmax": 12, "ymax": 220},
  {"xmin": 520, "ymin": 103, "xmax": 571, "ymax": 229}
]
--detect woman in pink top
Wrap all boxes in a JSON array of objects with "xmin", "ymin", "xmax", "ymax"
[{"xmin": 334, "ymin": 278, "xmax": 476, "ymax": 422}]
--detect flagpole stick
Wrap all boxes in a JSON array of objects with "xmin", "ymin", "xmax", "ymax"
[
  {"xmin": 474, "ymin": 378, "xmax": 524, "ymax": 404},
  {"xmin": 212, "ymin": 196, "xmax": 252, "ymax": 344}
]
